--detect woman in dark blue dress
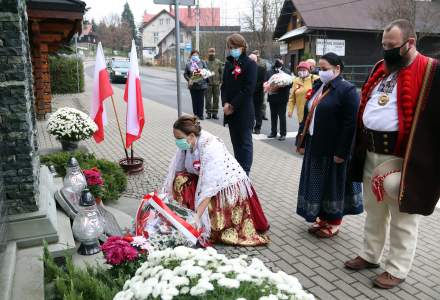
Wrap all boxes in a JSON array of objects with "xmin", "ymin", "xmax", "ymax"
[{"xmin": 296, "ymin": 52, "xmax": 363, "ymax": 238}]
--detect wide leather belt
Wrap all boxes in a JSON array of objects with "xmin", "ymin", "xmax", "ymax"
[{"xmin": 364, "ymin": 128, "xmax": 398, "ymax": 155}]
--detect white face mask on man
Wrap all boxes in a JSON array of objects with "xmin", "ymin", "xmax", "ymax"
[{"xmin": 319, "ymin": 69, "xmax": 336, "ymax": 84}]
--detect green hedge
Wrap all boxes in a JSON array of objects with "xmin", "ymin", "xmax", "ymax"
[
  {"xmin": 41, "ymin": 151, "xmax": 127, "ymax": 203},
  {"xmin": 49, "ymin": 55, "xmax": 84, "ymax": 94},
  {"xmin": 43, "ymin": 242, "xmax": 131, "ymax": 300}
]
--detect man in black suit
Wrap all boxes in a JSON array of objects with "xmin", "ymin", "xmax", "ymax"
[
  {"xmin": 221, "ymin": 34, "xmax": 257, "ymax": 176},
  {"xmin": 249, "ymin": 53, "xmax": 267, "ymax": 135}
]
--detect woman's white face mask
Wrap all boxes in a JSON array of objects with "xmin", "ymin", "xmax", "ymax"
[
  {"xmin": 319, "ymin": 69, "xmax": 336, "ymax": 84},
  {"xmin": 298, "ymin": 70, "xmax": 310, "ymax": 78}
]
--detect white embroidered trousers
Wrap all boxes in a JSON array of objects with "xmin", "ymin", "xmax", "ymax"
[{"xmin": 360, "ymin": 151, "xmax": 420, "ymax": 279}]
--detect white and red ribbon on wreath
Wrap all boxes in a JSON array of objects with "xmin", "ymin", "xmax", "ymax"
[
  {"xmin": 371, "ymin": 170, "xmax": 400, "ymax": 202},
  {"xmin": 135, "ymin": 193, "xmax": 201, "ymax": 245}
]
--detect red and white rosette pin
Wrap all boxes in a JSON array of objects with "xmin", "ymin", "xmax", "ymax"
[{"xmin": 193, "ymin": 160, "xmax": 201, "ymax": 171}]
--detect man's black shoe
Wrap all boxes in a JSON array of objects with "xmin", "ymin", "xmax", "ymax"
[
  {"xmin": 278, "ymin": 135, "xmax": 286, "ymax": 141},
  {"xmin": 212, "ymin": 115, "xmax": 218, "ymax": 120},
  {"xmin": 267, "ymin": 133, "xmax": 277, "ymax": 138}
]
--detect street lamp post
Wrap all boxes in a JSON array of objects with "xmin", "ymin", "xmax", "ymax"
[{"xmin": 175, "ymin": 0, "xmax": 182, "ymax": 116}]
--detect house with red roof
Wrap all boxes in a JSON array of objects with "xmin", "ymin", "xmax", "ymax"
[{"xmin": 140, "ymin": 6, "xmax": 237, "ymax": 65}]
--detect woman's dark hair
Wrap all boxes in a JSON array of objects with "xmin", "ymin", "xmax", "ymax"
[
  {"xmin": 321, "ymin": 52, "xmax": 345, "ymax": 72},
  {"xmin": 190, "ymin": 50, "xmax": 200, "ymax": 56},
  {"xmin": 173, "ymin": 115, "xmax": 202, "ymax": 136}
]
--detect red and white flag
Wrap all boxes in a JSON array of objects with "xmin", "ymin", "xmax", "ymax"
[
  {"xmin": 124, "ymin": 40, "xmax": 144, "ymax": 148},
  {"xmin": 91, "ymin": 42, "xmax": 113, "ymax": 143}
]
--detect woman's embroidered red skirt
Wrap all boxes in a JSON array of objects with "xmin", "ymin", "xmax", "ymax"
[{"xmin": 173, "ymin": 172, "xmax": 269, "ymax": 246}]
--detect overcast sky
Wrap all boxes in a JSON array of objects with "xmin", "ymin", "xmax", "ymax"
[{"xmin": 83, "ymin": 0, "xmax": 250, "ymax": 26}]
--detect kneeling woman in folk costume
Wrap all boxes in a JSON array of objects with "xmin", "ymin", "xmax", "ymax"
[{"xmin": 162, "ymin": 115, "xmax": 269, "ymax": 246}]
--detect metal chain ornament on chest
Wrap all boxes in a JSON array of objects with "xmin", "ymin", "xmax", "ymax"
[{"xmin": 377, "ymin": 73, "xmax": 398, "ymax": 106}]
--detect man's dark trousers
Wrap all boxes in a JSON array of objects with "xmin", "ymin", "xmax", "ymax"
[
  {"xmin": 228, "ymin": 125, "xmax": 253, "ymax": 176},
  {"xmin": 253, "ymin": 90, "xmax": 264, "ymax": 131},
  {"xmin": 269, "ymin": 100, "xmax": 287, "ymax": 136}
]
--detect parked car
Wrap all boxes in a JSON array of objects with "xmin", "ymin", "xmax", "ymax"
[{"xmin": 109, "ymin": 58, "xmax": 129, "ymax": 83}]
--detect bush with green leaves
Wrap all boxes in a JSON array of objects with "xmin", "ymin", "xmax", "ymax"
[
  {"xmin": 49, "ymin": 55, "xmax": 84, "ymax": 94},
  {"xmin": 43, "ymin": 242, "xmax": 132, "ymax": 300},
  {"xmin": 41, "ymin": 151, "xmax": 127, "ymax": 202}
]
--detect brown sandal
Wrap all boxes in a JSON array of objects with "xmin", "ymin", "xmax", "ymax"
[
  {"xmin": 315, "ymin": 225, "xmax": 339, "ymax": 238},
  {"xmin": 308, "ymin": 220, "xmax": 327, "ymax": 234}
]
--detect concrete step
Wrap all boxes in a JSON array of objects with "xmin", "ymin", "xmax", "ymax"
[
  {"xmin": 47, "ymin": 209, "xmax": 76, "ymax": 258},
  {"xmin": 0, "ymin": 242, "xmax": 17, "ymax": 300},
  {"xmin": 11, "ymin": 246, "xmax": 44, "ymax": 300}
]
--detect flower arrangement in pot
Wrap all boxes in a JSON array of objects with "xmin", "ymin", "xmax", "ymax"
[
  {"xmin": 47, "ymin": 107, "xmax": 98, "ymax": 151},
  {"xmin": 83, "ymin": 167, "xmax": 104, "ymax": 203}
]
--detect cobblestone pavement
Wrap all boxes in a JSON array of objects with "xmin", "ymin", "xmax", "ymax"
[{"xmin": 37, "ymin": 71, "xmax": 440, "ymax": 300}]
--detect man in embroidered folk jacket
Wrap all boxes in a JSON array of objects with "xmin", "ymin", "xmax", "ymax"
[{"xmin": 345, "ymin": 19, "xmax": 440, "ymax": 289}]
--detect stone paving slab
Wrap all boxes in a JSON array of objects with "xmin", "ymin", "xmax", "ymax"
[{"xmin": 36, "ymin": 70, "xmax": 440, "ymax": 300}]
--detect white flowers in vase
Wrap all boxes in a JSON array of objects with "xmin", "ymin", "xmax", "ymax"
[{"xmin": 47, "ymin": 107, "xmax": 98, "ymax": 142}]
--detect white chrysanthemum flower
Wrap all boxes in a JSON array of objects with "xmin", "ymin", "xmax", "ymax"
[
  {"xmin": 186, "ymin": 266, "xmax": 205, "ymax": 278},
  {"xmin": 180, "ymin": 286, "xmax": 190, "ymax": 295},
  {"xmin": 171, "ymin": 275, "xmax": 190, "ymax": 287},
  {"xmin": 236, "ymin": 273, "xmax": 253, "ymax": 282},
  {"xmin": 174, "ymin": 246, "xmax": 190, "ymax": 260},
  {"xmin": 113, "ymin": 290, "xmax": 134, "ymax": 300},
  {"xmin": 209, "ymin": 272, "xmax": 225, "ymax": 281},
  {"xmin": 218, "ymin": 277, "xmax": 240, "ymax": 289}
]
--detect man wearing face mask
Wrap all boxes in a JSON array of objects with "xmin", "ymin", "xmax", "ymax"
[
  {"xmin": 221, "ymin": 33, "xmax": 257, "ymax": 176},
  {"xmin": 288, "ymin": 61, "xmax": 319, "ymax": 147},
  {"xmin": 266, "ymin": 57, "xmax": 291, "ymax": 141},
  {"xmin": 345, "ymin": 19, "xmax": 440, "ymax": 289},
  {"xmin": 205, "ymin": 48, "xmax": 223, "ymax": 120}
]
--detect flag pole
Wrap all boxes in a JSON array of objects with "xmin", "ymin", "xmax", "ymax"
[
  {"xmin": 131, "ymin": 144, "xmax": 134, "ymax": 164},
  {"xmin": 110, "ymin": 95, "xmax": 130, "ymax": 160}
]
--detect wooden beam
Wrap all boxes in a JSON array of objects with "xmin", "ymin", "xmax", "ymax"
[
  {"xmin": 39, "ymin": 34, "xmax": 63, "ymax": 43},
  {"xmin": 27, "ymin": 9, "xmax": 83, "ymax": 20},
  {"xmin": 39, "ymin": 22, "xmax": 74, "ymax": 33}
]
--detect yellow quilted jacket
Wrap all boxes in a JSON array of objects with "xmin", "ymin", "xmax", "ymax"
[{"xmin": 288, "ymin": 74, "xmax": 319, "ymax": 123}]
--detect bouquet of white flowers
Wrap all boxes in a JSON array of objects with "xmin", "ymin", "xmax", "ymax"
[
  {"xmin": 263, "ymin": 71, "xmax": 293, "ymax": 94},
  {"xmin": 47, "ymin": 107, "xmax": 98, "ymax": 141},
  {"xmin": 114, "ymin": 246, "xmax": 316, "ymax": 300},
  {"xmin": 190, "ymin": 68, "xmax": 213, "ymax": 85}
]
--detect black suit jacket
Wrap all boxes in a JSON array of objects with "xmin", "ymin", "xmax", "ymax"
[{"xmin": 221, "ymin": 54, "xmax": 257, "ymax": 128}]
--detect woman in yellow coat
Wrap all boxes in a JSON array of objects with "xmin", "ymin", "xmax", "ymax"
[{"xmin": 288, "ymin": 61, "xmax": 319, "ymax": 148}]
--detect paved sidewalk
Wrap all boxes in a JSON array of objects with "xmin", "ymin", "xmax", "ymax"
[{"xmin": 37, "ymin": 72, "xmax": 440, "ymax": 300}]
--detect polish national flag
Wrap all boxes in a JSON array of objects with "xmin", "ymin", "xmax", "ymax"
[
  {"xmin": 124, "ymin": 40, "xmax": 144, "ymax": 148},
  {"xmin": 91, "ymin": 42, "xmax": 113, "ymax": 143}
]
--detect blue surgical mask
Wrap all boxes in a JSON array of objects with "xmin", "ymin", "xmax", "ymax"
[
  {"xmin": 230, "ymin": 48, "xmax": 241, "ymax": 59},
  {"xmin": 175, "ymin": 138, "xmax": 191, "ymax": 150},
  {"xmin": 191, "ymin": 55, "xmax": 200, "ymax": 62}
]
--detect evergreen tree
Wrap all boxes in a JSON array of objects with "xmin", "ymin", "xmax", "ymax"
[{"xmin": 121, "ymin": 2, "xmax": 137, "ymax": 43}]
